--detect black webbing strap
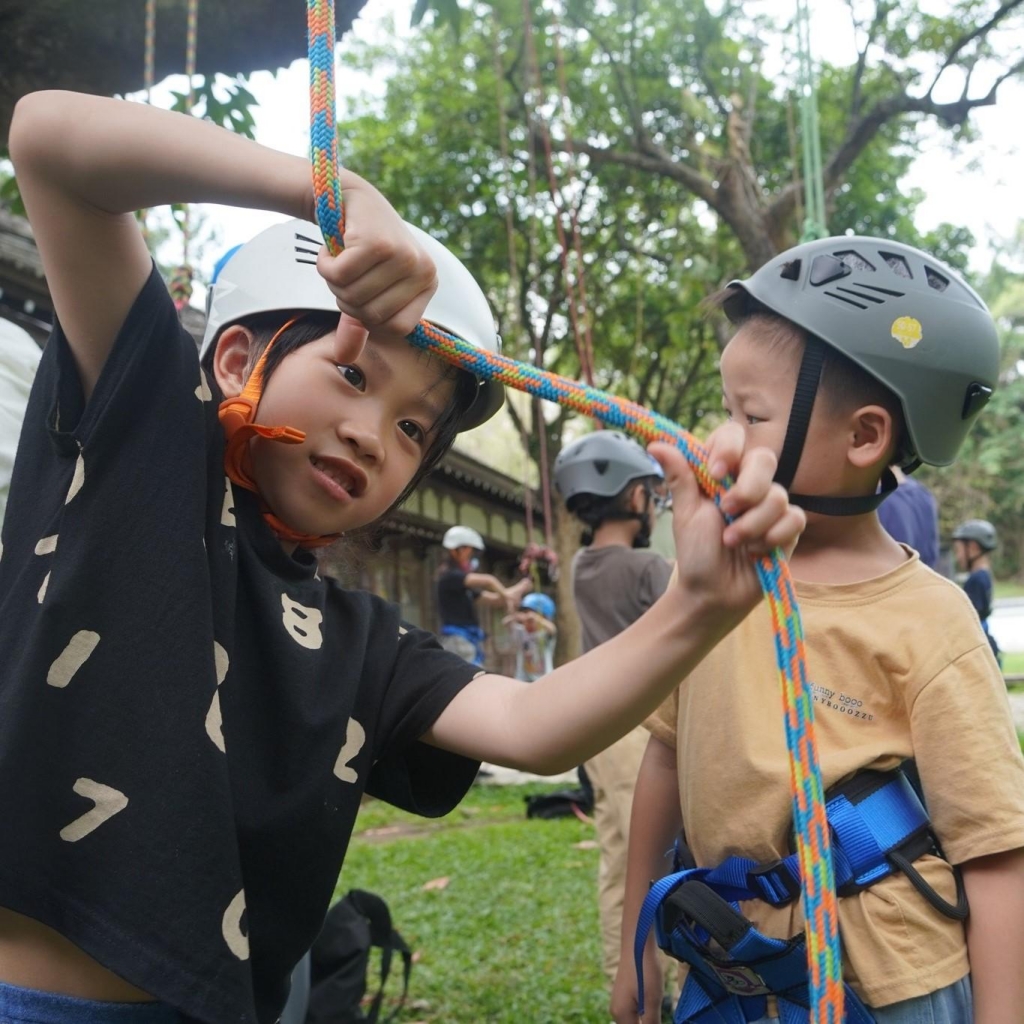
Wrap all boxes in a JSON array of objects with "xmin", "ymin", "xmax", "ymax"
[
  {"xmin": 789, "ymin": 467, "xmax": 899, "ymax": 517},
  {"xmin": 773, "ymin": 337, "xmax": 825, "ymax": 490}
]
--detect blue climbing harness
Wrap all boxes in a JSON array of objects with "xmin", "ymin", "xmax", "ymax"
[
  {"xmin": 635, "ymin": 767, "xmax": 967, "ymax": 1023},
  {"xmin": 440, "ymin": 624, "xmax": 486, "ymax": 666}
]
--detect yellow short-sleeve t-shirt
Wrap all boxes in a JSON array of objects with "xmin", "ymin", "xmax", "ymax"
[{"xmin": 647, "ymin": 551, "xmax": 1024, "ymax": 1008}]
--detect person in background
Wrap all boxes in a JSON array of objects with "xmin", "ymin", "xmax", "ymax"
[
  {"xmin": 0, "ymin": 318, "xmax": 42, "ymax": 527},
  {"xmin": 953, "ymin": 518, "xmax": 1002, "ymax": 667},
  {"xmin": 505, "ymin": 591, "xmax": 557, "ymax": 681},
  {"xmin": 436, "ymin": 525, "xmax": 531, "ymax": 666},
  {"xmin": 554, "ymin": 431, "xmax": 673, "ymax": 991},
  {"xmin": 877, "ymin": 464, "xmax": 940, "ymax": 569}
]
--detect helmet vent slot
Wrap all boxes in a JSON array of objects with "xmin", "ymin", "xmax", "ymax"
[
  {"xmin": 857, "ymin": 283, "xmax": 905, "ymax": 298},
  {"xmin": 880, "ymin": 252, "xmax": 913, "ymax": 279},
  {"xmin": 293, "ymin": 238, "xmax": 319, "ymax": 266},
  {"xmin": 834, "ymin": 286, "xmax": 886, "ymax": 305},
  {"xmin": 833, "ymin": 250, "xmax": 875, "ymax": 272},
  {"xmin": 824, "ymin": 290, "xmax": 869, "ymax": 310},
  {"xmin": 925, "ymin": 267, "xmax": 950, "ymax": 292}
]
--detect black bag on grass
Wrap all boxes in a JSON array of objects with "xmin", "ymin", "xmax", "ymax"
[
  {"xmin": 524, "ymin": 766, "xmax": 595, "ymax": 820},
  {"xmin": 305, "ymin": 889, "xmax": 412, "ymax": 1024}
]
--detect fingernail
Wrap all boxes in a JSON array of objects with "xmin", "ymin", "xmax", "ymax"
[{"xmin": 711, "ymin": 460, "xmax": 727, "ymax": 479}]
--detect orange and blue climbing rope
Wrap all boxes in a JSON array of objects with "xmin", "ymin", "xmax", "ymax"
[{"xmin": 305, "ymin": 1, "xmax": 843, "ymax": 1019}]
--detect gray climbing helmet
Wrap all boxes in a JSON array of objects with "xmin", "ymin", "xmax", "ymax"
[
  {"xmin": 553, "ymin": 431, "xmax": 663, "ymax": 503},
  {"xmin": 723, "ymin": 236, "xmax": 1000, "ymax": 471},
  {"xmin": 952, "ymin": 519, "xmax": 997, "ymax": 552}
]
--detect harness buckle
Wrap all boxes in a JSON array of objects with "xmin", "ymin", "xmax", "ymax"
[{"xmin": 747, "ymin": 860, "xmax": 801, "ymax": 906}]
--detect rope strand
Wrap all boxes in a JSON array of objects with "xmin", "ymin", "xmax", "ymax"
[{"xmin": 305, "ymin": 2, "xmax": 842, "ymax": 1018}]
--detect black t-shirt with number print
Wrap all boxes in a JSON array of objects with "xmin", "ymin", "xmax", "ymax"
[{"xmin": 0, "ymin": 266, "xmax": 481, "ymax": 1024}]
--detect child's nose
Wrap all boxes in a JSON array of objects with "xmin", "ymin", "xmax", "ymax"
[{"xmin": 339, "ymin": 418, "xmax": 385, "ymax": 465}]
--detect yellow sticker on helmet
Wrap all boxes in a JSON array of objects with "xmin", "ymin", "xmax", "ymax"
[{"xmin": 891, "ymin": 316, "xmax": 923, "ymax": 349}]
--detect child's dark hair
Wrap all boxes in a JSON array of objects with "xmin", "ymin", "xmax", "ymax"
[
  {"xmin": 204, "ymin": 310, "xmax": 479, "ymax": 508},
  {"xmin": 567, "ymin": 477, "xmax": 659, "ymax": 546},
  {"xmin": 705, "ymin": 287, "xmax": 910, "ymax": 468}
]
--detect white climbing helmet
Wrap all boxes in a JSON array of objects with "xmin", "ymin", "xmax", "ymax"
[
  {"xmin": 200, "ymin": 219, "xmax": 504, "ymax": 430},
  {"xmin": 442, "ymin": 525, "xmax": 486, "ymax": 551}
]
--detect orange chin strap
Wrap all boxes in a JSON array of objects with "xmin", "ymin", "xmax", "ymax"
[{"xmin": 217, "ymin": 318, "xmax": 341, "ymax": 549}]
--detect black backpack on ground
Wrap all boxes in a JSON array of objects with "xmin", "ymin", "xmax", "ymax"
[
  {"xmin": 524, "ymin": 765, "xmax": 595, "ymax": 820},
  {"xmin": 305, "ymin": 889, "xmax": 412, "ymax": 1024}
]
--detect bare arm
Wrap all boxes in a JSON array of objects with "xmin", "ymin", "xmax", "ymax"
[
  {"xmin": 463, "ymin": 572, "xmax": 509, "ymax": 596},
  {"xmin": 611, "ymin": 736, "xmax": 682, "ymax": 1024},
  {"xmin": 962, "ymin": 847, "xmax": 1024, "ymax": 1023},
  {"xmin": 425, "ymin": 427, "xmax": 804, "ymax": 771},
  {"xmin": 8, "ymin": 91, "xmax": 434, "ymax": 400},
  {"xmin": 463, "ymin": 571, "xmax": 530, "ymax": 612}
]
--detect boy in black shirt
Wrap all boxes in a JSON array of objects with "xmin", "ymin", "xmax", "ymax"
[{"xmin": 1, "ymin": 90, "xmax": 803, "ymax": 1024}]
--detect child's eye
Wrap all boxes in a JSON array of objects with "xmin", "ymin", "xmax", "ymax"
[
  {"xmin": 746, "ymin": 414, "xmax": 763, "ymax": 426},
  {"xmin": 337, "ymin": 365, "xmax": 366, "ymax": 391},
  {"xmin": 399, "ymin": 420, "xmax": 425, "ymax": 444}
]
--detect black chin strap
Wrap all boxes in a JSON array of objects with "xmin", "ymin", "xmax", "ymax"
[
  {"xmin": 789, "ymin": 468, "xmax": 899, "ymax": 516},
  {"xmin": 632, "ymin": 489, "xmax": 653, "ymax": 549},
  {"xmin": 774, "ymin": 338, "xmax": 825, "ymax": 491},
  {"xmin": 774, "ymin": 337, "xmax": 900, "ymax": 517}
]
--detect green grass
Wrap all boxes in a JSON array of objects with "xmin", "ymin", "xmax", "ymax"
[
  {"xmin": 995, "ymin": 580, "xmax": 1024, "ymax": 600},
  {"xmin": 1004, "ymin": 651, "xmax": 1024, "ymax": 678},
  {"xmin": 336, "ymin": 783, "xmax": 610, "ymax": 1022}
]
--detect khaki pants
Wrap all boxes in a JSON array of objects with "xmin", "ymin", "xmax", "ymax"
[{"xmin": 584, "ymin": 725, "xmax": 650, "ymax": 984}]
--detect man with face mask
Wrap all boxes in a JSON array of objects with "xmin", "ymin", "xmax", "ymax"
[{"xmin": 554, "ymin": 432, "xmax": 673, "ymax": 992}]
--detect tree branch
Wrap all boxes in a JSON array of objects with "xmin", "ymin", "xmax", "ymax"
[
  {"xmin": 827, "ymin": 71, "xmax": 1023, "ymax": 190},
  {"xmin": 766, "ymin": 59, "xmax": 1023, "ymax": 239},
  {"xmin": 563, "ymin": 9, "xmax": 645, "ymax": 141},
  {"xmin": 554, "ymin": 135, "xmax": 720, "ymax": 209},
  {"xmin": 850, "ymin": 0, "xmax": 892, "ymax": 118},
  {"xmin": 927, "ymin": 0, "xmax": 1024, "ymax": 97}
]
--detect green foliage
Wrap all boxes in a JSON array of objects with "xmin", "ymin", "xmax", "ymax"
[
  {"xmin": 411, "ymin": 0, "xmax": 463, "ymax": 38},
  {"xmin": 339, "ymin": 783, "xmax": 609, "ymax": 1022},
  {"xmin": 337, "ymin": 0, "xmax": 1019, "ymax": 575},
  {"xmin": 169, "ymin": 75, "xmax": 258, "ymax": 139},
  {"xmin": 920, "ymin": 225, "xmax": 1024, "ymax": 579},
  {"xmin": 0, "ymin": 157, "xmax": 24, "ymax": 216},
  {"xmin": 338, "ymin": 0, "xmax": 734, "ymax": 451}
]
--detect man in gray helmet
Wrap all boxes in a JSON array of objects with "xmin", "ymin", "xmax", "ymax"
[
  {"xmin": 614, "ymin": 238, "xmax": 1024, "ymax": 1024},
  {"xmin": 555, "ymin": 431, "xmax": 673, "ymax": 995}
]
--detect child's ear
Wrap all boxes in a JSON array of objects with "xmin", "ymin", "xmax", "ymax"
[
  {"xmin": 630, "ymin": 482, "xmax": 646, "ymax": 513},
  {"xmin": 212, "ymin": 325, "xmax": 255, "ymax": 399},
  {"xmin": 847, "ymin": 404, "xmax": 895, "ymax": 471}
]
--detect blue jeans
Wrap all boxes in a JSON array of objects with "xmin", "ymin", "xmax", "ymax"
[
  {"xmin": 751, "ymin": 975, "xmax": 973, "ymax": 1023},
  {"xmin": 0, "ymin": 981, "xmax": 181, "ymax": 1024}
]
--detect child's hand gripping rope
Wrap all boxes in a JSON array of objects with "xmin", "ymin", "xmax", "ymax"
[{"xmin": 306, "ymin": 1, "xmax": 844, "ymax": 1019}]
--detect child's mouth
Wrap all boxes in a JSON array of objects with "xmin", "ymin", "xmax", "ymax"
[{"xmin": 310, "ymin": 455, "xmax": 367, "ymax": 501}]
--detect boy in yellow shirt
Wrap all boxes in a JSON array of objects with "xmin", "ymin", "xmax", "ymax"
[{"xmin": 611, "ymin": 238, "xmax": 1024, "ymax": 1024}]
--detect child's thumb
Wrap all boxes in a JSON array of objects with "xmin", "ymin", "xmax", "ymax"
[
  {"xmin": 334, "ymin": 314, "xmax": 369, "ymax": 364},
  {"xmin": 648, "ymin": 442, "xmax": 702, "ymax": 521}
]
